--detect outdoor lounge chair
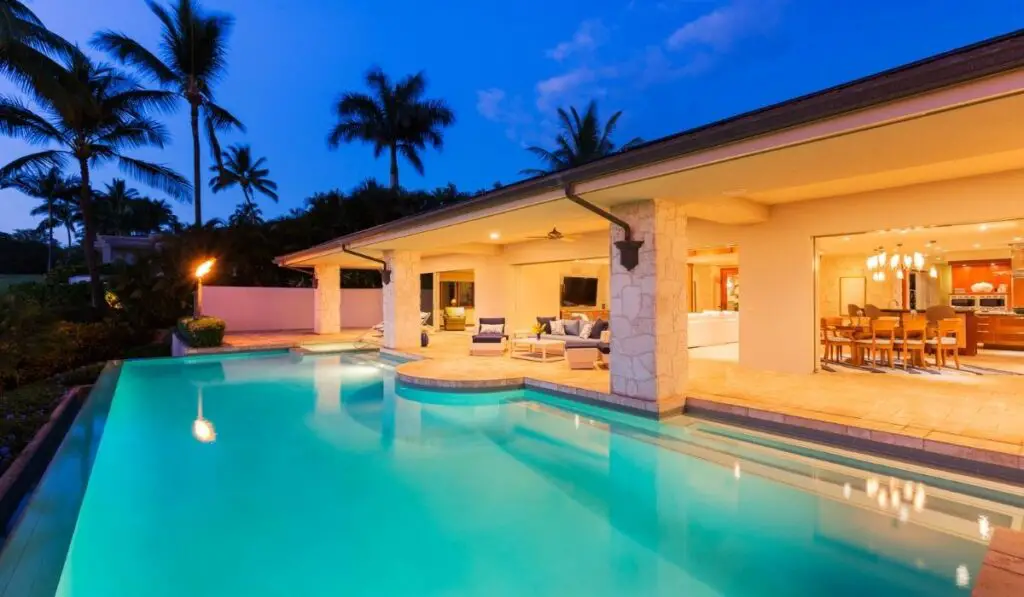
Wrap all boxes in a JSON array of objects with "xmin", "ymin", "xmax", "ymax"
[{"xmin": 470, "ymin": 317, "xmax": 507, "ymax": 356}]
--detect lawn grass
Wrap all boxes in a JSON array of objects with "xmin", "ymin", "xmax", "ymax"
[{"xmin": 0, "ymin": 274, "xmax": 44, "ymax": 294}]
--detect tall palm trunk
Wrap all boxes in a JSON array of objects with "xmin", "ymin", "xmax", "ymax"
[
  {"xmin": 77, "ymin": 158, "xmax": 104, "ymax": 311},
  {"xmin": 46, "ymin": 190, "xmax": 53, "ymax": 272},
  {"xmin": 190, "ymin": 100, "xmax": 202, "ymax": 226},
  {"xmin": 389, "ymin": 143, "xmax": 399, "ymax": 190},
  {"xmin": 65, "ymin": 223, "xmax": 72, "ymax": 249}
]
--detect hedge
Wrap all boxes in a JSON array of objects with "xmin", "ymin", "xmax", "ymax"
[{"xmin": 176, "ymin": 316, "xmax": 226, "ymax": 348}]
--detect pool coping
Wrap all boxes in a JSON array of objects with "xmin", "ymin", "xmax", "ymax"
[
  {"xmin": 685, "ymin": 398, "xmax": 1024, "ymax": 485},
  {"xmin": 0, "ymin": 385, "xmax": 88, "ymax": 532}
]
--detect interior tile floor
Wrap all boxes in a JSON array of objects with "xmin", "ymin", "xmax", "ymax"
[{"xmin": 220, "ymin": 329, "xmax": 1024, "ymax": 456}]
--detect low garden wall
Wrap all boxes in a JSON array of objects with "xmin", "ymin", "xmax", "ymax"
[{"xmin": 201, "ymin": 286, "xmax": 383, "ymax": 332}]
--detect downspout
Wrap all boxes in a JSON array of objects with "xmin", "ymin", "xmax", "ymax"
[
  {"xmin": 562, "ymin": 182, "xmax": 643, "ymax": 270},
  {"xmin": 341, "ymin": 245, "xmax": 391, "ymax": 285}
]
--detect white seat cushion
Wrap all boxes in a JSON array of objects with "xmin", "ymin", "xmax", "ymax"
[
  {"xmin": 894, "ymin": 339, "xmax": 924, "ymax": 346},
  {"xmin": 926, "ymin": 337, "xmax": 958, "ymax": 345},
  {"xmin": 826, "ymin": 335, "xmax": 851, "ymax": 342}
]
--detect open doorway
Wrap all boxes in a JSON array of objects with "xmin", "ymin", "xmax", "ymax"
[
  {"xmin": 816, "ymin": 219, "xmax": 1024, "ymax": 376},
  {"xmin": 687, "ymin": 246, "xmax": 740, "ymax": 364}
]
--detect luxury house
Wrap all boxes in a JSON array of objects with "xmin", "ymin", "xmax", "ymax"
[{"xmin": 276, "ymin": 30, "xmax": 1024, "ymax": 413}]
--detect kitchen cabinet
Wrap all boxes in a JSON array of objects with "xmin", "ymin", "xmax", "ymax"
[{"xmin": 949, "ymin": 259, "xmax": 1011, "ymax": 293}]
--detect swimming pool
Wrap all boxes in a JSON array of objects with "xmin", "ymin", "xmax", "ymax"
[{"xmin": 3, "ymin": 350, "xmax": 1021, "ymax": 596}]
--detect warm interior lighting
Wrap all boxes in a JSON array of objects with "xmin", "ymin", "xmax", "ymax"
[
  {"xmin": 978, "ymin": 515, "xmax": 992, "ymax": 540},
  {"xmin": 195, "ymin": 258, "xmax": 216, "ymax": 279},
  {"xmin": 489, "ymin": 232, "xmax": 500, "ymax": 240},
  {"xmin": 866, "ymin": 478, "xmax": 879, "ymax": 498},
  {"xmin": 733, "ymin": 462, "xmax": 741, "ymax": 479},
  {"xmin": 929, "ymin": 266, "xmax": 938, "ymax": 278},
  {"xmin": 913, "ymin": 484, "xmax": 926, "ymax": 512}
]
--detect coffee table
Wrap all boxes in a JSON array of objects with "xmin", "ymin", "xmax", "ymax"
[{"xmin": 510, "ymin": 338, "xmax": 565, "ymax": 362}]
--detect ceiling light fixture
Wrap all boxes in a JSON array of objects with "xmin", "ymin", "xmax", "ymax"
[{"xmin": 489, "ymin": 232, "xmax": 500, "ymax": 240}]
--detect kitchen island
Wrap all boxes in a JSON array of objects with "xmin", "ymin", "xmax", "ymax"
[{"xmin": 977, "ymin": 312, "xmax": 1024, "ymax": 350}]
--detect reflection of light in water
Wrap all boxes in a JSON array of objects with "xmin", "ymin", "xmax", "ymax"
[
  {"xmin": 866, "ymin": 478, "xmax": 879, "ymax": 498},
  {"xmin": 193, "ymin": 418, "xmax": 216, "ymax": 443},
  {"xmin": 733, "ymin": 462, "xmax": 741, "ymax": 479},
  {"xmin": 344, "ymin": 365, "xmax": 382, "ymax": 378},
  {"xmin": 877, "ymin": 488, "xmax": 889, "ymax": 509},
  {"xmin": 574, "ymin": 414, "xmax": 579, "ymax": 429},
  {"xmin": 898, "ymin": 505, "xmax": 910, "ymax": 523},
  {"xmin": 978, "ymin": 515, "xmax": 992, "ymax": 540},
  {"xmin": 891, "ymin": 489, "xmax": 902, "ymax": 511},
  {"xmin": 913, "ymin": 484, "xmax": 926, "ymax": 512},
  {"xmin": 902, "ymin": 482, "xmax": 914, "ymax": 502},
  {"xmin": 193, "ymin": 390, "xmax": 216, "ymax": 443},
  {"xmin": 842, "ymin": 483, "xmax": 851, "ymax": 499},
  {"xmin": 955, "ymin": 565, "xmax": 970, "ymax": 588}
]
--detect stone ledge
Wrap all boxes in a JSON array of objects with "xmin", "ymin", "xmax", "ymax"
[
  {"xmin": 684, "ymin": 397, "xmax": 1024, "ymax": 483},
  {"xmin": 394, "ymin": 365, "xmax": 682, "ymax": 419}
]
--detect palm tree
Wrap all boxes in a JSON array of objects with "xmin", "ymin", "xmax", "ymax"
[
  {"xmin": 521, "ymin": 100, "xmax": 643, "ymax": 176},
  {"xmin": 228, "ymin": 201, "xmax": 263, "ymax": 226},
  {"xmin": 128, "ymin": 197, "xmax": 178, "ymax": 233},
  {"xmin": 2, "ymin": 167, "xmax": 79, "ymax": 271},
  {"xmin": 0, "ymin": 52, "xmax": 190, "ymax": 309},
  {"xmin": 93, "ymin": 0, "xmax": 243, "ymax": 226},
  {"xmin": 328, "ymin": 67, "xmax": 455, "ymax": 190},
  {"xmin": 209, "ymin": 144, "xmax": 278, "ymax": 206},
  {"xmin": 95, "ymin": 179, "xmax": 141, "ymax": 235}
]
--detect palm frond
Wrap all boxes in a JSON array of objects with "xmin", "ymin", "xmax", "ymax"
[
  {"xmin": 0, "ymin": 95, "xmax": 62, "ymax": 144},
  {"xmin": 116, "ymin": 155, "xmax": 192, "ymax": 202},
  {"xmin": 0, "ymin": 149, "xmax": 67, "ymax": 180},
  {"xmin": 91, "ymin": 31, "xmax": 177, "ymax": 84}
]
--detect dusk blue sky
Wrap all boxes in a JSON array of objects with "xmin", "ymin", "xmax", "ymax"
[{"xmin": 2, "ymin": 0, "xmax": 1023, "ymax": 233}]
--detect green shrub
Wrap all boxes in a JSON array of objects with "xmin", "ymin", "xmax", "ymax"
[{"xmin": 176, "ymin": 316, "xmax": 226, "ymax": 348}]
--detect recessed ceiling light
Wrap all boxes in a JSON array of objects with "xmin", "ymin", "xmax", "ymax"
[
  {"xmin": 973, "ymin": 243, "xmax": 982, "ymax": 248},
  {"xmin": 489, "ymin": 232, "xmax": 500, "ymax": 240},
  {"xmin": 1014, "ymin": 237, "xmax": 1022, "ymax": 242},
  {"xmin": 979, "ymin": 224, "xmax": 989, "ymax": 231},
  {"xmin": 842, "ymin": 236, "xmax": 850, "ymax": 241}
]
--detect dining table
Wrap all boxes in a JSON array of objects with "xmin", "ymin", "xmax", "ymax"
[{"xmin": 831, "ymin": 321, "xmax": 930, "ymax": 367}]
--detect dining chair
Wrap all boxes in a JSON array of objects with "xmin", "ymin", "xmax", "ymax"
[
  {"xmin": 855, "ymin": 316, "xmax": 898, "ymax": 367},
  {"xmin": 894, "ymin": 317, "xmax": 928, "ymax": 370},
  {"xmin": 926, "ymin": 318, "xmax": 961, "ymax": 369},
  {"xmin": 822, "ymin": 316, "xmax": 851, "ymax": 362}
]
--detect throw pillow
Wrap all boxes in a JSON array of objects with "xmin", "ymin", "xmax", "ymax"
[
  {"xmin": 563, "ymin": 319, "xmax": 580, "ymax": 336},
  {"xmin": 537, "ymin": 316, "xmax": 556, "ymax": 333},
  {"xmin": 579, "ymin": 321, "xmax": 595, "ymax": 339},
  {"xmin": 591, "ymin": 319, "xmax": 608, "ymax": 339},
  {"xmin": 479, "ymin": 323, "xmax": 503, "ymax": 334},
  {"xmin": 549, "ymin": 319, "xmax": 566, "ymax": 335}
]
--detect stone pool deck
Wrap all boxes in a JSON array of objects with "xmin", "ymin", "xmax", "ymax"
[{"xmin": 218, "ymin": 329, "xmax": 1024, "ymax": 479}]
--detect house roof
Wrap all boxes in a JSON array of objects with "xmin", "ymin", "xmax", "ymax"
[{"xmin": 277, "ymin": 28, "xmax": 1024, "ymax": 267}]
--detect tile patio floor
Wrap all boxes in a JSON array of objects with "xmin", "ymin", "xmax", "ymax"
[{"xmin": 219, "ymin": 329, "xmax": 1024, "ymax": 459}]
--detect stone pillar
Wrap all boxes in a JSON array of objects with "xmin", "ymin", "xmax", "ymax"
[
  {"xmin": 313, "ymin": 265, "xmax": 341, "ymax": 334},
  {"xmin": 382, "ymin": 250, "xmax": 421, "ymax": 349},
  {"xmin": 609, "ymin": 199, "xmax": 688, "ymax": 408}
]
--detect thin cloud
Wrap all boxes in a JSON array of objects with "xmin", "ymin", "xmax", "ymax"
[
  {"xmin": 667, "ymin": 0, "xmax": 782, "ymax": 51},
  {"xmin": 545, "ymin": 20, "xmax": 609, "ymax": 62}
]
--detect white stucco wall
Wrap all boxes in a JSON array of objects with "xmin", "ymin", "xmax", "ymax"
[{"xmin": 202, "ymin": 286, "xmax": 383, "ymax": 331}]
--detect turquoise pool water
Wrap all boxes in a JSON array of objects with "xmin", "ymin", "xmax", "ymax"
[{"xmin": 20, "ymin": 351, "xmax": 1020, "ymax": 596}]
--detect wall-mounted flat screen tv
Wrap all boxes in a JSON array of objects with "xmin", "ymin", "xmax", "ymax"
[{"xmin": 561, "ymin": 276, "xmax": 598, "ymax": 307}]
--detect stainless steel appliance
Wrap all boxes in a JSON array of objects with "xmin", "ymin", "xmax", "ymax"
[
  {"xmin": 949, "ymin": 295, "xmax": 977, "ymax": 309},
  {"xmin": 977, "ymin": 295, "xmax": 1007, "ymax": 312}
]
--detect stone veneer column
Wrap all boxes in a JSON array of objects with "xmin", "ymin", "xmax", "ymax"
[
  {"xmin": 313, "ymin": 265, "xmax": 341, "ymax": 334},
  {"xmin": 382, "ymin": 250, "xmax": 422, "ymax": 349},
  {"xmin": 609, "ymin": 199, "xmax": 688, "ymax": 405}
]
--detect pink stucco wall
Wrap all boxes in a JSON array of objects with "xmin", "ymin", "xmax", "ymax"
[{"xmin": 202, "ymin": 286, "xmax": 382, "ymax": 331}]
